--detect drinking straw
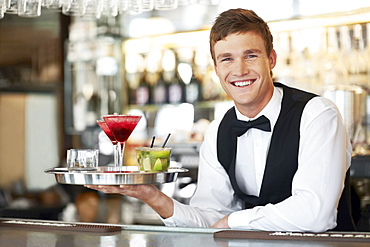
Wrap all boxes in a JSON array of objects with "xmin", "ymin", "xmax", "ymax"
[
  {"xmin": 162, "ymin": 133, "xmax": 171, "ymax": 148},
  {"xmin": 150, "ymin": 136, "xmax": 156, "ymax": 148}
]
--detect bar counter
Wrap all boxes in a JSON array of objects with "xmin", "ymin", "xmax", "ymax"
[{"xmin": 0, "ymin": 218, "xmax": 369, "ymax": 247}]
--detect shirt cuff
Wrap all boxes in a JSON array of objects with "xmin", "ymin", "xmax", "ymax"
[
  {"xmin": 161, "ymin": 199, "xmax": 188, "ymax": 227},
  {"xmin": 228, "ymin": 209, "xmax": 257, "ymax": 229}
]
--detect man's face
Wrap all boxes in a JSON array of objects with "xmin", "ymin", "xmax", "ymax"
[{"xmin": 214, "ymin": 31, "xmax": 276, "ymax": 117}]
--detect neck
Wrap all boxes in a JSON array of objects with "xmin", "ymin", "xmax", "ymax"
[{"xmin": 235, "ymin": 89, "xmax": 274, "ymax": 118}]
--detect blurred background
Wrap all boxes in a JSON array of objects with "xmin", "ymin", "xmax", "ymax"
[{"xmin": 1, "ymin": 0, "xmax": 370, "ymax": 230}]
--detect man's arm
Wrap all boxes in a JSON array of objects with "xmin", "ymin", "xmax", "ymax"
[
  {"xmin": 211, "ymin": 215, "xmax": 230, "ymax": 228},
  {"xmin": 85, "ymin": 184, "xmax": 174, "ymax": 219},
  {"xmin": 85, "ymin": 119, "xmax": 236, "ymax": 228}
]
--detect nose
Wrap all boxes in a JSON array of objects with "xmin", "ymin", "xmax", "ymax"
[{"xmin": 232, "ymin": 59, "xmax": 250, "ymax": 76}]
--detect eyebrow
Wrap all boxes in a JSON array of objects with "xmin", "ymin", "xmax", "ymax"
[
  {"xmin": 216, "ymin": 49, "xmax": 263, "ymax": 61},
  {"xmin": 216, "ymin": 53, "xmax": 232, "ymax": 61},
  {"xmin": 245, "ymin": 49, "xmax": 262, "ymax": 54}
]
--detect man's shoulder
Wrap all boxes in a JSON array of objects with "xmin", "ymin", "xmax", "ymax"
[
  {"xmin": 274, "ymin": 82, "xmax": 318, "ymax": 101},
  {"xmin": 303, "ymin": 95, "xmax": 340, "ymax": 121},
  {"xmin": 305, "ymin": 95, "xmax": 338, "ymax": 110}
]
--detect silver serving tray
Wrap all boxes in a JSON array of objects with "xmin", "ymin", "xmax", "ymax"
[{"xmin": 44, "ymin": 167, "xmax": 188, "ymax": 185}]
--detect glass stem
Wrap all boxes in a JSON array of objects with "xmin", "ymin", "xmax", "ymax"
[
  {"xmin": 113, "ymin": 144, "xmax": 120, "ymax": 167},
  {"xmin": 117, "ymin": 142, "xmax": 126, "ymax": 172},
  {"xmin": 121, "ymin": 142, "xmax": 126, "ymax": 170}
]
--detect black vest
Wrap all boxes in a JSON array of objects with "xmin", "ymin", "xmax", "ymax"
[{"xmin": 217, "ymin": 82, "xmax": 355, "ymax": 231}]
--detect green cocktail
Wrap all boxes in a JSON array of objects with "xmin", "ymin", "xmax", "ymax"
[{"xmin": 135, "ymin": 147, "xmax": 172, "ymax": 172}]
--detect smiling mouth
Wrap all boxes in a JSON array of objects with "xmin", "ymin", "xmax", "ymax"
[{"xmin": 231, "ymin": 79, "xmax": 256, "ymax": 87}]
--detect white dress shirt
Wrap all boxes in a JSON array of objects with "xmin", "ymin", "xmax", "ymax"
[{"xmin": 162, "ymin": 86, "xmax": 352, "ymax": 232}]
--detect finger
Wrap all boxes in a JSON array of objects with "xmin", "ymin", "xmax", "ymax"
[
  {"xmin": 84, "ymin": 185, "xmax": 99, "ymax": 190},
  {"xmin": 119, "ymin": 185, "xmax": 134, "ymax": 190},
  {"xmin": 85, "ymin": 185, "xmax": 120, "ymax": 194}
]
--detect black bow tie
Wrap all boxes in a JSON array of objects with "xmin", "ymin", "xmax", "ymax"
[{"xmin": 232, "ymin": 115, "xmax": 271, "ymax": 137}]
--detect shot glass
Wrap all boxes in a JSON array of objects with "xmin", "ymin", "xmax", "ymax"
[
  {"xmin": 135, "ymin": 147, "xmax": 172, "ymax": 172},
  {"xmin": 67, "ymin": 149, "xmax": 99, "ymax": 170},
  {"xmin": 141, "ymin": 0, "xmax": 153, "ymax": 11},
  {"xmin": 17, "ymin": 0, "xmax": 41, "ymax": 17},
  {"xmin": 62, "ymin": 0, "xmax": 87, "ymax": 16},
  {"xmin": 5, "ymin": 0, "xmax": 18, "ymax": 14},
  {"xmin": 154, "ymin": 0, "xmax": 177, "ymax": 10}
]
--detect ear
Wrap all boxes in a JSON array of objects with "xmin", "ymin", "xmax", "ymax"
[
  {"xmin": 269, "ymin": 49, "xmax": 277, "ymax": 70},
  {"xmin": 214, "ymin": 64, "xmax": 219, "ymax": 76}
]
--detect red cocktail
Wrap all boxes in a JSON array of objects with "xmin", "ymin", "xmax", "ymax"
[
  {"xmin": 97, "ymin": 120, "xmax": 120, "ymax": 167},
  {"xmin": 102, "ymin": 114, "xmax": 142, "ymax": 170},
  {"xmin": 97, "ymin": 120, "xmax": 117, "ymax": 145}
]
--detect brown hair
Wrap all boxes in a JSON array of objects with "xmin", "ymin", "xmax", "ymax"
[{"xmin": 209, "ymin": 8, "xmax": 274, "ymax": 64}]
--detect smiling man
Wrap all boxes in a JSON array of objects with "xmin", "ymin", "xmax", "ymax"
[
  {"xmin": 86, "ymin": 9, "xmax": 354, "ymax": 232},
  {"xmin": 213, "ymin": 31, "xmax": 275, "ymax": 118}
]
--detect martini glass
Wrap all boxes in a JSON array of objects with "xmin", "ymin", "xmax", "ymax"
[
  {"xmin": 102, "ymin": 114, "xmax": 142, "ymax": 171},
  {"xmin": 97, "ymin": 120, "xmax": 120, "ymax": 167}
]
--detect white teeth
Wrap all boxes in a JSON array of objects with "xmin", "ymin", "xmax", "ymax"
[{"xmin": 233, "ymin": 81, "xmax": 252, "ymax": 87}]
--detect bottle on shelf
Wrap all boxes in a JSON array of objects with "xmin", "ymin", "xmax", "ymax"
[
  {"xmin": 125, "ymin": 53, "xmax": 145, "ymax": 105},
  {"xmin": 150, "ymin": 50, "xmax": 168, "ymax": 105},
  {"xmin": 321, "ymin": 26, "xmax": 348, "ymax": 89},
  {"xmin": 348, "ymin": 24, "xmax": 369, "ymax": 88},
  {"xmin": 273, "ymin": 32, "xmax": 298, "ymax": 89},
  {"xmin": 184, "ymin": 50, "xmax": 202, "ymax": 104},
  {"xmin": 135, "ymin": 69, "xmax": 151, "ymax": 105},
  {"xmin": 167, "ymin": 49, "xmax": 185, "ymax": 104},
  {"xmin": 126, "ymin": 72, "xmax": 139, "ymax": 105},
  {"xmin": 152, "ymin": 68, "xmax": 168, "ymax": 104},
  {"xmin": 168, "ymin": 67, "xmax": 185, "ymax": 104}
]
